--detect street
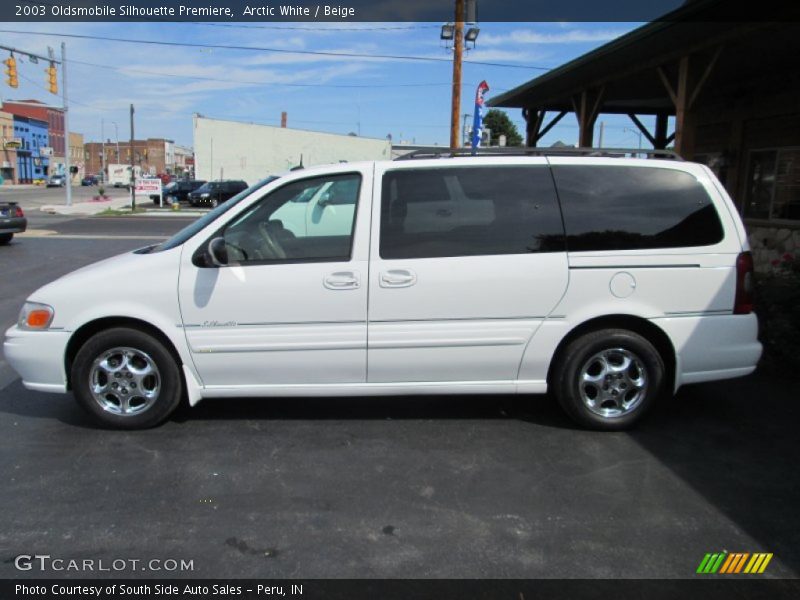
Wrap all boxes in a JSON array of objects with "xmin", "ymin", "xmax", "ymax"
[{"xmin": 0, "ymin": 212, "xmax": 798, "ymax": 579}]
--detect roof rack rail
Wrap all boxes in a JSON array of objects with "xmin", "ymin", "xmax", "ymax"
[{"xmin": 394, "ymin": 147, "xmax": 682, "ymax": 161}]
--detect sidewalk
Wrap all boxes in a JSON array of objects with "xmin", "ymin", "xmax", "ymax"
[
  {"xmin": 40, "ymin": 197, "xmax": 206, "ymax": 217},
  {"xmin": 40, "ymin": 194, "xmax": 132, "ymax": 216}
]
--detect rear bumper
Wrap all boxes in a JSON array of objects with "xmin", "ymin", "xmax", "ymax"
[
  {"xmin": 0, "ymin": 216, "xmax": 27, "ymax": 234},
  {"xmin": 3, "ymin": 326, "xmax": 69, "ymax": 393},
  {"xmin": 652, "ymin": 313, "xmax": 762, "ymax": 390}
]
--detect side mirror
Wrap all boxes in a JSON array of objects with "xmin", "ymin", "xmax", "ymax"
[
  {"xmin": 208, "ymin": 237, "xmax": 228, "ymax": 267},
  {"xmin": 317, "ymin": 192, "xmax": 332, "ymax": 207}
]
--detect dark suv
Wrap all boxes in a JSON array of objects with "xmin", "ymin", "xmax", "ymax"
[
  {"xmin": 151, "ymin": 179, "xmax": 206, "ymax": 205},
  {"xmin": 188, "ymin": 180, "xmax": 249, "ymax": 208}
]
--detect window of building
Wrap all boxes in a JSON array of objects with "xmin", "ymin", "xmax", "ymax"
[
  {"xmin": 744, "ymin": 147, "xmax": 800, "ymax": 221},
  {"xmin": 551, "ymin": 165, "xmax": 724, "ymax": 251},
  {"xmin": 379, "ymin": 166, "xmax": 565, "ymax": 259}
]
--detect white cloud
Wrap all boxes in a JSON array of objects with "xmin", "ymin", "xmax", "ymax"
[{"xmin": 480, "ymin": 28, "xmax": 626, "ymax": 46}]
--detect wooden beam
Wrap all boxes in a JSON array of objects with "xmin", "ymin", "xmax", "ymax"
[
  {"xmin": 657, "ymin": 66, "xmax": 677, "ymax": 105},
  {"xmin": 588, "ymin": 86, "xmax": 606, "ymax": 125},
  {"xmin": 673, "ymin": 54, "xmax": 696, "ymax": 158},
  {"xmin": 537, "ymin": 110, "xmax": 567, "ymax": 141},
  {"xmin": 654, "ymin": 113, "xmax": 669, "ymax": 149},
  {"xmin": 689, "ymin": 45, "xmax": 723, "ymax": 108},
  {"xmin": 627, "ymin": 113, "xmax": 657, "ymax": 147},
  {"xmin": 665, "ymin": 132, "xmax": 675, "ymax": 145}
]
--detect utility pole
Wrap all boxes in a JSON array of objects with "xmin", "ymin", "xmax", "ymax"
[
  {"xmin": 449, "ymin": 0, "xmax": 465, "ymax": 150},
  {"xmin": 129, "ymin": 103, "xmax": 135, "ymax": 211},
  {"xmin": 100, "ymin": 118, "xmax": 106, "ymax": 183},
  {"xmin": 61, "ymin": 43, "xmax": 71, "ymax": 206},
  {"xmin": 111, "ymin": 121, "xmax": 120, "ymax": 162}
]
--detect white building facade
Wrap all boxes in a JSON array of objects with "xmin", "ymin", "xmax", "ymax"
[{"xmin": 193, "ymin": 115, "xmax": 391, "ymax": 184}]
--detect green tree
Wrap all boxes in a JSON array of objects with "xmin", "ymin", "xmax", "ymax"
[{"xmin": 481, "ymin": 109, "xmax": 523, "ymax": 147}]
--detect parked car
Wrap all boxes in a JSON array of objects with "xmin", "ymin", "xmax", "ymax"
[
  {"xmin": 46, "ymin": 174, "xmax": 66, "ymax": 187},
  {"xmin": 3, "ymin": 153, "xmax": 762, "ymax": 430},
  {"xmin": 188, "ymin": 180, "xmax": 248, "ymax": 208},
  {"xmin": 151, "ymin": 179, "xmax": 206, "ymax": 205},
  {"xmin": 0, "ymin": 201, "xmax": 26, "ymax": 245},
  {"xmin": 81, "ymin": 175, "xmax": 98, "ymax": 186}
]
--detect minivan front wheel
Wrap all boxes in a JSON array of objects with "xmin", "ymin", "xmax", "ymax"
[
  {"xmin": 553, "ymin": 329, "xmax": 664, "ymax": 430},
  {"xmin": 71, "ymin": 327, "xmax": 182, "ymax": 429}
]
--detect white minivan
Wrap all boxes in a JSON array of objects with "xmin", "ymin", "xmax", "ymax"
[{"xmin": 3, "ymin": 152, "xmax": 762, "ymax": 430}]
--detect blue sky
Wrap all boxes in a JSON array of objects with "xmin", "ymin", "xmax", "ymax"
[{"xmin": 0, "ymin": 21, "xmax": 652, "ymax": 148}]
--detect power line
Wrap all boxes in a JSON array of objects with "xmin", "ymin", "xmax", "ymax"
[
  {"xmin": 65, "ymin": 58, "xmax": 454, "ymax": 88},
  {"xmin": 190, "ymin": 22, "xmax": 442, "ymax": 32},
  {"xmin": 0, "ymin": 29, "xmax": 552, "ymax": 70}
]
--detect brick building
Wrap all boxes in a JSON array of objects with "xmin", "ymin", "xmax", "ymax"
[
  {"xmin": 84, "ymin": 138, "xmax": 174, "ymax": 179},
  {"xmin": 1, "ymin": 100, "xmax": 65, "ymax": 175}
]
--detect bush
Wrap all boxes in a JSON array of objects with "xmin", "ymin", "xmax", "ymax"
[{"xmin": 755, "ymin": 253, "xmax": 800, "ymax": 377}]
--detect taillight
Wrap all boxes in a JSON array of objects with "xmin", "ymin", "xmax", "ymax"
[
  {"xmin": 14, "ymin": 206, "xmax": 24, "ymax": 217},
  {"xmin": 734, "ymin": 251, "xmax": 754, "ymax": 315}
]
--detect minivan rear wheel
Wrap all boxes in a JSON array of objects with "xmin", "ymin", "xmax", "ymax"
[
  {"xmin": 71, "ymin": 327, "xmax": 182, "ymax": 429},
  {"xmin": 553, "ymin": 329, "xmax": 664, "ymax": 430}
]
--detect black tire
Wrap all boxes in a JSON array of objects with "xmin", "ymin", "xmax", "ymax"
[
  {"xmin": 552, "ymin": 329, "xmax": 665, "ymax": 431},
  {"xmin": 0, "ymin": 233, "xmax": 13, "ymax": 245},
  {"xmin": 71, "ymin": 327, "xmax": 183, "ymax": 429}
]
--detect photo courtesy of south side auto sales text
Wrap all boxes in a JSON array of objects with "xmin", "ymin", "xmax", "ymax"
[
  {"xmin": 15, "ymin": 583, "xmax": 302, "ymax": 597},
  {"xmin": 15, "ymin": 4, "xmax": 357, "ymax": 18}
]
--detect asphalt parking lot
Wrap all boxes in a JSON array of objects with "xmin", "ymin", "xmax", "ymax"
[{"xmin": 0, "ymin": 215, "xmax": 798, "ymax": 580}]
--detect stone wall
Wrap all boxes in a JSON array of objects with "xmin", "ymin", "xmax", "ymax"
[{"xmin": 748, "ymin": 226, "xmax": 800, "ymax": 272}]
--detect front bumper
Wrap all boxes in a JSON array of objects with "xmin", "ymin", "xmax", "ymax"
[
  {"xmin": 3, "ymin": 325, "xmax": 70, "ymax": 393},
  {"xmin": 0, "ymin": 216, "xmax": 27, "ymax": 234}
]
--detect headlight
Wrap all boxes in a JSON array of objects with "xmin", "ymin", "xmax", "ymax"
[{"xmin": 18, "ymin": 302, "xmax": 55, "ymax": 330}]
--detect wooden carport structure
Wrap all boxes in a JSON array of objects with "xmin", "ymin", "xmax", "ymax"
[{"xmin": 488, "ymin": 1, "xmax": 800, "ymax": 163}]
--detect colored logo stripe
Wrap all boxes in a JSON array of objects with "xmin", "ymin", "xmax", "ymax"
[
  {"xmin": 698, "ymin": 552, "xmax": 773, "ymax": 574},
  {"xmin": 744, "ymin": 553, "xmax": 773, "ymax": 574}
]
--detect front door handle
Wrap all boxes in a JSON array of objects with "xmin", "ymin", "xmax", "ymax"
[
  {"xmin": 380, "ymin": 269, "xmax": 417, "ymax": 288},
  {"xmin": 324, "ymin": 271, "xmax": 360, "ymax": 290}
]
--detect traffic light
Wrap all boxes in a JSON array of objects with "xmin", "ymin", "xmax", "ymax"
[
  {"xmin": 4, "ymin": 55, "xmax": 18, "ymax": 88},
  {"xmin": 46, "ymin": 63, "xmax": 58, "ymax": 94}
]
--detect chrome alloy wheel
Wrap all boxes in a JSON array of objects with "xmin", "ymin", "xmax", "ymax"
[
  {"xmin": 578, "ymin": 348, "xmax": 648, "ymax": 418},
  {"xmin": 88, "ymin": 347, "xmax": 161, "ymax": 416}
]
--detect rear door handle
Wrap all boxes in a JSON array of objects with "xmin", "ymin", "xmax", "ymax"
[
  {"xmin": 324, "ymin": 271, "xmax": 360, "ymax": 290},
  {"xmin": 380, "ymin": 269, "xmax": 417, "ymax": 288}
]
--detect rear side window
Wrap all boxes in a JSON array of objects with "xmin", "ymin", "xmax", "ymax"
[
  {"xmin": 380, "ymin": 166, "xmax": 565, "ymax": 259},
  {"xmin": 551, "ymin": 165, "xmax": 724, "ymax": 251}
]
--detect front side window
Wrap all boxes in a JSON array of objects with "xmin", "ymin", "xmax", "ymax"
[
  {"xmin": 220, "ymin": 173, "xmax": 361, "ymax": 264},
  {"xmin": 551, "ymin": 165, "xmax": 724, "ymax": 251},
  {"xmin": 380, "ymin": 166, "xmax": 565, "ymax": 259}
]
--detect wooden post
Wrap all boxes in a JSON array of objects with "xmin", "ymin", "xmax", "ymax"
[
  {"xmin": 674, "ymin": 55, "xmax": 696, "ymax": 159},
  {"xmin": 654, "ymin": 113, "xmax": 669, "ymax": 149},
  {"xmin": 574, "ymin": 88, "xmax": 605, "ymax": 147},
  {"xmin": 449, "ymin": 0, "xmax": 465, "ymax": 150}
]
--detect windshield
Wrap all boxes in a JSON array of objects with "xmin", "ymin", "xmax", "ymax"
[
  {"xmin": 164, "ymin": 181, "xmax": 178, "ymax": 191},
  {"xmin": 193, "ymin": 182, "xmax": 215, "ymax": 194},
  {"xmin": 151, "ymin": 176, "xmax": 279, "ymax": 253}
]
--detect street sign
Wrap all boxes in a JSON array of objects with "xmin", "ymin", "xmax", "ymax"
[
  {"xmin": 135, "ymin": 178, "xmax": 160, "ymax": 193},
  {"xmin": 135, "ymin": 177, "xmax": 162, "ymax": 207}
]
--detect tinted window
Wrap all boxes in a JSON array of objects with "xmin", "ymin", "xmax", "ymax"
[
  {"xmin": 380, "ymin": 166, "xmax": 565, "ymax": 259},
  {"xmin": 551, "ymin": 166, "xmax": 724, "ymax": 251}
]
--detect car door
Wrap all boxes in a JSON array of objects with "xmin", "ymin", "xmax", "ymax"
[
  {"xmin": 177, "ymin": 167, "xmax": 371, "ymax": 389},
  {"xmin": 367, "ymin": 160, "xmax": 569, "ymax": 384}
]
